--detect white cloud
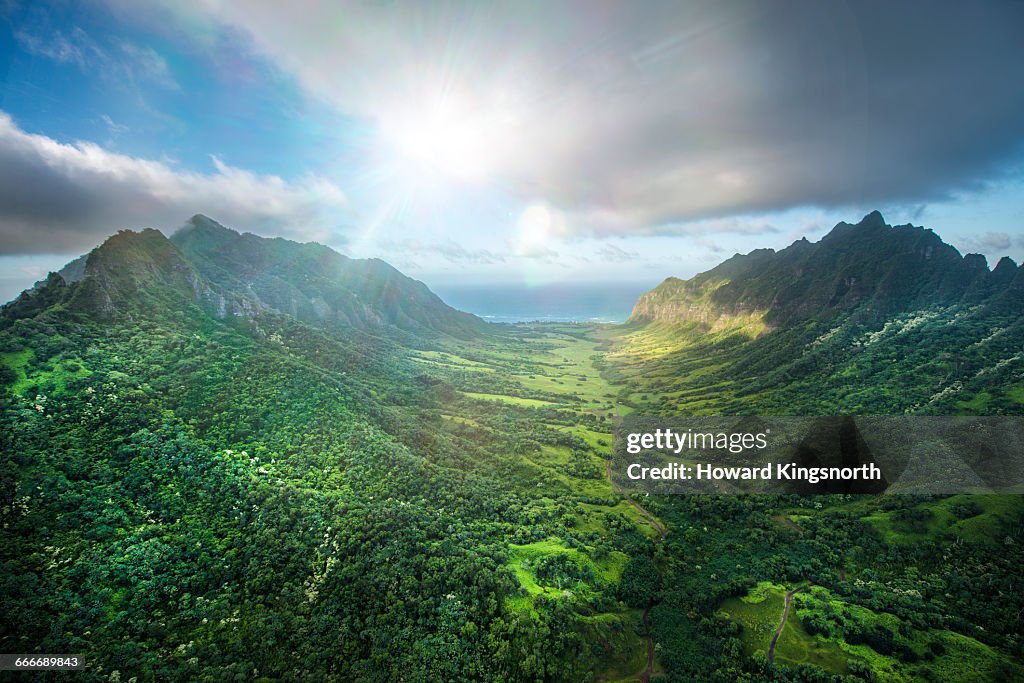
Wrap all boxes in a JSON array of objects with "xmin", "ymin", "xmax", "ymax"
[
  {"xmin": 375, "ymin": 237, "xmax": 506, "ymax": 265},
  {"xmin": 15, "ymin": 24, "xmax": 179, "ymax": 90},
  {"xmin": 115, "ymin": 40, "xmax": 179, "ymax": 90},
  {"xmin": 693, "ymin": 237, "xmax": 726, "ymax": 254},
  {"xmin": 957, "ymin": 231, "xmax": 1015, "ymax": 257},
  {"xmin": 14, "ymin": 26, "xmax": 93, "ymax": 67},
  {"xmin": 0, "ymin": 111, "xmax": 347, "ymax": 254},
  {"xmin": 100, "ymin": 114, "xmax": 129, "ymax": 136},
  {"xmin": 596, "ymin": 243, "xmax": 641, "ymax": 262}
]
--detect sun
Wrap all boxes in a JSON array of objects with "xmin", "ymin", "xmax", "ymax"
[{"xmin": 379, "ymin": 97, "xmax": 504, "ymax": 183}]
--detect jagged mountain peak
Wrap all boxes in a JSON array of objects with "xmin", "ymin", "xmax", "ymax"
[
  {"xmin": 0, "ymin": 226, "xmax": 220, "ymax": 322},
  {"xmin": 993, "ymin": 255, "xmax": 1019, "ymax": 275},
  {"xmin": 856, "ymin": 209, "xmax": 886, "ymax": 228},
  {"xmin": 183, "ymin": 213, "xmax": 237, "ymax": 234},
  {"xmin": 187, "ymin": 213, "xmax": 227, "ymax": 228},
  {"xmin": 173, "ymin": 214, "xmax": 245, "ymax": 252},
  {"xmin": 863, "ymin": 209, "xmax": 885, "ymax": 224},
  {"xmin": 168, "ymin": 219, "xmax": 482, "ymax": 337},
  {"xmin": 3, "ymin": 217, "xmax": 484, "ymax": 338},
  {"xmin": 84, "ymin": 228, "xmax": 189, "ymax": 284},
  {"xmin": 629, "ymin": 212, "xmax": 1018, "ymax": 329},
  {"xmin": 821, "ymin": 210, "xmax": 888, "ymax": 239}
]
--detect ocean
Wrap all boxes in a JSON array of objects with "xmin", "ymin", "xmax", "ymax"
[{"xmin": 430, "ymin": 282, "xmax": 657, "ymax": 325}]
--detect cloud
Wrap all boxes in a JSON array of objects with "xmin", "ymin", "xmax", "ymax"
[
  {"xmin": 378, "ymin": 233, "xmax": 571, "ymax": 266},
  {"xmin": 596, "ymin": 243, "xmax": 641, "ymax": 263},
  {"xmin": 132, "ymin": 0, "xmax": 1024, "ymax": 235},
  {"xmin": 958, "ymin": 231, "xmax": 1014, "ymax": 255},
  {"xmin": 693, "ymin": 237, "xmax": 726, "ymax": 254},
  {"xmin": 509, "ymin": 243, "xmax": 560, "ymax": 262},
  {"xmin": 99, "ymin": 114, "xmax": 129, "ymax": 136},
  {"xmin": 433, "ymin": 241, "xmax": 505, "ymax": 265},
  {"xmin": 977, "ymin": 232, "xmax": 1012, "ymax": 251},
  {"xmin": 0, "ymin": 111, "xmax": 348, "ymax": 254},
  {"xmin": 14, "ymin": 26, "xmax": 93, "ymax": 67},
  {"xmin": 376, "ymin": 238, "xmax": 505, "ymax": 265},
  {"xmin": 115, "ymin": 40, "xmax": 179, "ymax": 90},
  {"xmin": 15, "ymin": 24, "xmax": 178, "ymax": 89},
  {"xmin": 579, "ymin": 214, "xmax": 781, "ymax": 239}
]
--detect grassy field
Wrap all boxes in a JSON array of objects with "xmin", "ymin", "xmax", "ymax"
[
  {"xmin": 462, "ymin": 391, "xmax": 555, "ymax": 407},
  {"xmin": 862, "ymin": 494, "xmax": 1021, "ymax": 545},
  {"xmin": 2, "ymin": 348, "xmax": 94, "ymax": 395},
  {"xmin": 794, "ymin": 586, "xmax": 1023, "ymax": 682},
  {"xmin": 426, "ymin": 324, "xmax": 666, "ymax": 678},
  {"xmin": 1, "ymin": 348, "xmax": 33, "ymax": 393},
  {"xmin": 720, "ymin": 582, "xmax": 853, "ymax": 673}
]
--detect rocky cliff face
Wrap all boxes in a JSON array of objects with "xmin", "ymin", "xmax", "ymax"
[
  {"xmin": 1, "ymin": 228, "xmax": 238, "ymax": 322},
  {"xmin": 629, "ymin": 211, "xmax": 1022, "ymax": 330},
  {"xmin": 171, "ymin": 215, "xmax": 484, "ymax": 338},
  {"xmin": 2, "ymin": 216, "xmax": 484, "ymax": 338},
  {"xmin": 63, "ymin": 228, "xmax": 216, "ymax": 318}
]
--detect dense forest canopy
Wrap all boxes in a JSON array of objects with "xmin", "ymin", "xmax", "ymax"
[{"xmin": 2, "ymin": 216, "xmax": 1022, "ymax": 682}]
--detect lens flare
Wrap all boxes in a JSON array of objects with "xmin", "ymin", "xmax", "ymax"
[{"xmin": 379, "ymin": 95, "xmax": 510, "ymax": 183}]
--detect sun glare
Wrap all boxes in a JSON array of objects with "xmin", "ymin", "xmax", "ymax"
[
  {"xmin": 380, "ymin": 98, "xmax": 504, "ymax": 183},
  {"xmin": 514, "ymin": 202, "xmax": 565, "ymax": 257}
]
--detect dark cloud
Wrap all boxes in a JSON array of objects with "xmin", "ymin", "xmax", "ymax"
[
  {"xmin": 169, "ymin": 0, "xmax": 1024, "ymax": 234},
  {"xmin": 0, "ymin": 113, "xmax": 348, "ymax": 254}
]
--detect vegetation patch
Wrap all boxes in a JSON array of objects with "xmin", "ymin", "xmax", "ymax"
[
  {"xmin": 721, "ymin": 585, "xmax": 854, "ymax": 674},
  {"xmin": 462, "ymin": 391, "xmax": 555, "ymax": 407}
]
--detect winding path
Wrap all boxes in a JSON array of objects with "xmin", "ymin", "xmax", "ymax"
[
  {"xmin": 774, "ymin": 514, "xmax": 804, "ymax": 534},
  {"xmin": 605, "ymin": 461, "xmax": 667, "ymax": 539},
  {"xmin": 625, "ymin": 496, "xmax": 667, "ymax": 540},
  {"xmin": 768, "ymin": 585, "xmax": 807, "ymax": 664},
  {"xmin": 637, "ymin": 606, "xmax": 655, "ymax": 682}
]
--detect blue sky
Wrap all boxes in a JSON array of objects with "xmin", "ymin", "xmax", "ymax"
[{"xmin": 1, "ymin": 0, "xmax": 1023, "ymax": 303}]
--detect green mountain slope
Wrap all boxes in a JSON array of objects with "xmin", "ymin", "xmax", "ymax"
[
  {"xmin": 615, "ymin": 212, "xmax": 1024, "ymax": 416},
  {"xmin": 1, "ymin": 214, "xmax": 1022, "ymax": 682},
  {"xmin": 605, "ymin": 214, "xmax": 1024, "ymax": 682},
  {"xmin": 2, "ymin": 228, "xmax": 224, "ymax": 323},
  {"xmin": 629, "ymin": 211, "xmax": 1022, "ymax": 329},
  {"xmin": 0, "ymin": 222, "xmax": 649, "ymax": 681}
]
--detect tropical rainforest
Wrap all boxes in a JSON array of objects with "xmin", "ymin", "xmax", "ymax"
[{"xmin": 2, "ymin": 212, "xmax": 1023, "ymax": 682}]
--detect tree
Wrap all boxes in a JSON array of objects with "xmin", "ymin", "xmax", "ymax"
[{"xmin": 618, "ymin": 556, "xmax": 661, "ymax": 608}]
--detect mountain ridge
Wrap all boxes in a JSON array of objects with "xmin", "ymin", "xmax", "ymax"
[
  {"xmin": 3, "ymin": 211, "xmax": 1023, "ymax": 680},
  {"xmin": 170, "ymin": 215, "xmax": 483, "ymax": 338},
  {"xmin": 628, "ymin": 211, "xmax": 1022, "ymax": 330},
  {"xmin": 1, "ymin": 215, "xmax": 484, "ymax": 339}
]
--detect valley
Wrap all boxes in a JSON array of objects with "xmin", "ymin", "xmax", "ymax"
[
  {"xmin": 2, "ymin": 214, "xmax": 1024, "ymax": 682},
  {"xmin": 425, "ymin": 320, "xmax": 1024, "ymax": 682}
]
